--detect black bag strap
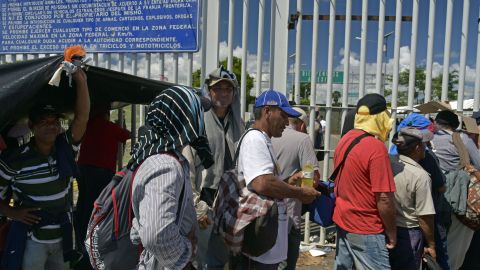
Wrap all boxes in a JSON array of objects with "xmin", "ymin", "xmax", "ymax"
[
  {"xmin": 329, "ymin": 132, "xmax": 371, "ymax": 182},
  {"xmin": 233, "ymin": 128, "xmax": 262, "ymax": 165}
]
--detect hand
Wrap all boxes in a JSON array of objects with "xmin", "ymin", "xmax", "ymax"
[
  {"xmin": 72, "ymin": 68, "xmax": 87, "ymax": 84},
  {"xmin": 385, "ymin": 236, "xmax": 396, "ymax": 250},
  {"xmin": 313, "ymin": 170, "xmax": 321, "ymax": 188},
  {"xmin": 299, "ymin": 186, "xmax": 321, "ymax": 204},
  {"xmin": 423, "ymin": 246, "xmax": 436, "ymax": 259},
  {"xmin": 288, "ymin": 171, "xmax": 303, "ymax": 186},
  {"xmin": 187, "ymin": 227, "xmax": 197, "ymax": 257},
  {"xmin": 8, "ymin": 207, "xmax": 41, "ymax": 226},
  {"xmin": 198, "ymin": 215, "xmax": 212, "ymax": 230}
]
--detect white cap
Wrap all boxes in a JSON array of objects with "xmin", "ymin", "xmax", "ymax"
[{"xmin": 292, "ymin": 107, "xmax": 308, "ymax": 124}]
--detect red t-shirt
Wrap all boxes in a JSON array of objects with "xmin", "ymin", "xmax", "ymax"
[
  {"xmin": 332, "ymin": 130, "xmax": 396, "ymax": 234},
  {"xmin": 77, "ymin": 116, "xmax": 130, "ymax": 172}
]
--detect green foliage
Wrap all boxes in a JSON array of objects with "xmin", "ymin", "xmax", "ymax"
[
  {"xmin": 192, "ymin": 57, "xmax": 255, "ymax": 111},
  {"xmin": 386, "ymin": 67, "xmax": 458, "ymax": 106}
]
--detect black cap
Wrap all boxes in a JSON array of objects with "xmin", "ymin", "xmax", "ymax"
[
  {"xmin": 435, "ymin": 110, "xmax": 459, "ymax": 129},
  {"xmin": 28, "ymin": 104, "xmax": 64, "ymax": 123},
  {"xmin": 356, "ymin": 94, "xmax": 387, "ymax": 115}
]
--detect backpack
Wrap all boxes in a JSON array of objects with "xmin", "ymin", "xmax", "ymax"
[
  {"xmin": 212, "ymin": 129, "xmax": 279, "ymax": 257},
  {"xmin": 84, "ymin": 168, "xmax": 140, "ymax": 270},
  {"xmin": 308, "ymin": 132, "xmax": 371, "ymax": 227},
  {"xmin": 84, "ymin": 153, "xmax": 184, "ymax": 270}
]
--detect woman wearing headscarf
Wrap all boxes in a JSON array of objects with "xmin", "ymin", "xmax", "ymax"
[{"xmin": 128, "ymin": 86, "xmax": 213, "ymax": 270}]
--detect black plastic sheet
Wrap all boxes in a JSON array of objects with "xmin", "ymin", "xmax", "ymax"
[{"xmin": 0, "ymin": 56, "xmax": 182, "ymax": 132}]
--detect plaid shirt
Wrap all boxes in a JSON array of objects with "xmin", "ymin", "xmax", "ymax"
[{"xmin": 212, "ymin": 169, "xmax": 275, "ymax": 254}]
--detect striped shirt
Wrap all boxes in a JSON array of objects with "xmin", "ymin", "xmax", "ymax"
[
  {"xmin": 130, "ymin": 152, "xmax": 197, "ymax": 270},
  {"xmin": 0, "ymin": 132, "xmax": 74, "ymax": 243}
]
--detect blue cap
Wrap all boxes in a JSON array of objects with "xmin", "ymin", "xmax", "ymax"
[{"xmin": 255, "ymin": 89, "xmax": 301, "ymax": 118}]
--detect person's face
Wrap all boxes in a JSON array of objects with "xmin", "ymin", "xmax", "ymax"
[
  {"xmin": 31, "ymin": 115, "xmax": 61, "ymax": 144},
  {"xmin": 264, "ymin": 106, "xmax": 289, "ymax": 137},
  {"xmin": 209, "ymin": 81, "xmax": 234, "ymax": 109}
]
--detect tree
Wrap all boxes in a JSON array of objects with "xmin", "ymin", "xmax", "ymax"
[
  {"xmin": 432, "ymin": 70, "xmax": 459, "ymax": 101},
  {"xmin": 192, "ymin": 57, "xmax": 255, "ymax": 110},
  {"xmin": 385, "ymin": 67, "xmax": 458, "ymax": 106}
]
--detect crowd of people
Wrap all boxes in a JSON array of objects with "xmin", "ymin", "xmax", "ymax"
[{"xmin": 0, "ymin": 62, "xmax": 478, "ymax": 270}]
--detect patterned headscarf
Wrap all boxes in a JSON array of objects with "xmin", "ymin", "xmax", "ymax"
[{"xmin": 128, "ymin": 86, "xmax": 213, "ymax": 170}]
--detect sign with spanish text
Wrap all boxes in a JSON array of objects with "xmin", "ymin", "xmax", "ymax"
[{"xmin": 0, "ymin": 0, "xmax": 199, "ymax": 53}]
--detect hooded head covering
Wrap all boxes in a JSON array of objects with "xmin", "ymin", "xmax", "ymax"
[
  {"xmin": 354, "ymin": 94, "xmax": 393, "ymax": 141},
  {"xmin": 389, "ymin": 113, "xmax": 433, "ymax": 155},
  {"xmin": 435, "ymin": 110, "xmax": 460, "ymax": 130},
  {"xmin": 202, "ymin": 67, "xmax": 245, "ymax": 189},
  {"xmin": 128, "ymin": 86, "xmax": 213, "ymax": 171}
]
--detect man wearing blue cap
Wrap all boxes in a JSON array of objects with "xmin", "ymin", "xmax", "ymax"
[{"xmin": 235, "ymin": 89, "xmax": 320, "ymax": 269}]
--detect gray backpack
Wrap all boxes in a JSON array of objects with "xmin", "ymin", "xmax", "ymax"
[{"xmin": 84, "ymin": 167, "xmax": 140, "ymax": 270}]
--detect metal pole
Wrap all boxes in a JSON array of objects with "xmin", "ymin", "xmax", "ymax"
[
  {"xmin": 294, "ymin": 0, "xmax": 303, "ymax": 104},
  {"xmin": 457, "ymin": 0, "xmax": 470, "ymax": 113},
  {"xmin": 441, "ymin": 0, "xmax": 454, "ymax": 101},
  {"xmin": 306, "ymin": 0, "xmax": 320, "ymax": 246},
  {"xmin": 159, "ymin": 53, "xmax": 165, "ymax": 80},
  {"xmin": 407, "ymin": 0, "xmax": 419, "ymax": 111},
  {"xmin": 173, "ymin": 53, "xmax": 179, "ymax": 84},
  {"xmin": 425, "ymin": 0, "xmax": 436, "ymax": 103},
  {"xmin": 0, "ymin": 54, "xmax": 4, "ymax": 64},
  {"xmin": 256, "ymin": 0, "xmax": 265, "ymax": 97},
  {"xmin": 375, "ymin": 0, "xmax": 386, "ymax": 94},
  {"xmin": 227, "ymin": 0, "xmax": 235, "ymax": 71},
  {"xmin": 240, "ymin": 0, "xmax": 249, "ymax": 120},
  {"xmin": 269, "ymin": 0, "xmax": 276, "ymax": 90},
  {"xmin": 200, "ymin": 0, "xmax": 208, "ymax": 89},
  {"xmin": 131, "ymin": 53, "xmax": 137, "ymax": 146},
  {"xmin": 187, "ymin": 53, "xmax": 193, "ymax": 87},
  {"xmin": 359, "ymin": 0, "xmax": 368, "ymax": 97},
  {"xmin": 474, "ymin": 7, "xmax": 480, "ymax": 112},
  {"xmin": 117, "ymin": 53, "xmax": 126, "ymax": 170},
  {"xmin": 93, "ymin": 53, "xmax": 99, "ymax": 66},
  {"xmin": 341, "ymin": 0, "xmax": 352, "ymax": 131},
  {"xmin": 389, "ymin": 0, "xmax": 403, "ymax": 147}
]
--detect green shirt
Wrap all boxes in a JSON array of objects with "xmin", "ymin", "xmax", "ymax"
[{"xmin": 0, "ymin": 131, "xmax": 74, "ymax": 243}]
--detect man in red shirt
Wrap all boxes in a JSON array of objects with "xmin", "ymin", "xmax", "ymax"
[
  {"xmin": 75, "ymin": 104, "xmax": 130, "ymax": 261},
  {"xmin": 333, "ymin": 94, "xmax": 397, "ymax": 270}
]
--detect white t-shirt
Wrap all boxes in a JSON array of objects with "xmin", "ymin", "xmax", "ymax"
[{"xmin": 238, "ymin": 129, "xmax": 288, "ymax": 264}]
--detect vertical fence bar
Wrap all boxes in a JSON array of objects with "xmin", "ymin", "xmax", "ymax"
[
  {"xmin": 256, "ymin": 0, "xmax": 266, "ymax": 97},
  {"xmin": 341, "ymin": 0, "xmax": 352, "ymax": 130},
  {"xmin": 228, "ymin": 0, "xmax": 235, "ymax": 71},
  {"xmin": 240, "ymin": 0, "xmax": 249, "ymax": 120},
  {"xmin": 474, "ymin": 7, "xmax": 480, "ymax": 113},
  {"xmin": 187, "ymin": 53, "xmax": 193, "ymax": 87},
  {"xmin": 407, "ymin": 0, "xmax": 419, "ymax": 111},
  {"xmin": 425, "ymin": 0, "xmax": 436, "ymax": 103},
  {"xmin": 159, "ymin": 53, "xmax": 165, "ymax": 81},
  {"xmin": 200, "ymin": 0, "xmax": 208, "ymax": 89},
  {"xmin": 0, "ymin": 54, "xmax": 4, "ymax": 64},
  {"xmin": 441, "ymin": 0, "xmax": 454, "ymax": 101},
  {"xmin": 173, "ymin": 53, "xmax": 179, "ymax": 84},
  {"xmin": 294, "ymin": 0, "xmax": 303, "ymax": 104},
  {"xmin": 457, "ymin": 0, "xmax": 470, "ymax": 113},
  {"xmin": 117, "ymin": 53, "xmax": 125, "ymax": 170},
  {"xmin": 375, "ymin": 0, "xmax": 386, "ymax": 94},
  {"xmin": 306, "ymin": 0, "xmax": 320, "ymax": 246},
  {"xmin": 93, "ymin": 53, "xmax": 99, "ymax": 66},
  {"xmin": 390, "ymin": 0, "xmax": 403, "ymax": 144},
  {"xmin": 321, "ymin": 0, "xmax": 336, "ymax": 246},
  {"xmin": 269, "ymin": 0, "xmax": 276, "ymax": 90},
  {"xmin": 359, "ymin": 0, "xmax": 368, "ymax": 97},
  {"xmin": 131, "ymin": 53, "xmax": 137, "ymax": 147}
]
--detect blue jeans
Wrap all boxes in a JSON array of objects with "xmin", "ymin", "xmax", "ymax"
[
  {"xmin": 22, "ymin": 239, "xmax": 64, "ymax": 270},
  {"xmin": 334, "ymin": 227, "xmax": 390, "ymax": 270}
]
